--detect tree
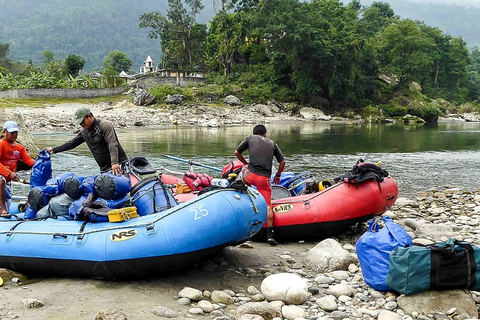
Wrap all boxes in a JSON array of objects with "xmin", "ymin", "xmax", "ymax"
[
  {"xmin": 0, "ymin": 42, "xmax": 12, "ymax": 74},
  {"xmin": 205, "ymin": 11, "xmax": 245, "ymax": 75},
  {"xmin": 46, "ymin": 59, "xmax": 67, "ymax": 79},
  {"xmin": 102, "ymin": 66, "xmax": 124, "ymax": 88},
  {"xmin": 0, "ymin": 42, "xmax": 9, "ymax": 61},
  {"xmin": 65, "ymin": 54, "xmax": 86, "ymax": 77},
  {"xmin": 370, "ymin": 19, "xmax": 435, "ymax": 87},
  {"xmin": 103, "ymin": 50, "xmax": 133, "ymax": 73},
  {"xmin": 139, "ymin": 0, "xmax": 205, "ymax": 68},
  {"xmin": 248, "ymin": 0, "xmax": 367, "ymax": 102},
  {"xmin": 43, "ymin": 50, "xmax": 55, "ymax": 64}
]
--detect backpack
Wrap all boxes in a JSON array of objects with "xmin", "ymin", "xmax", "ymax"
[{"xmin": 335, "ymin": 159, "xmax": 389, "ymax": 190}]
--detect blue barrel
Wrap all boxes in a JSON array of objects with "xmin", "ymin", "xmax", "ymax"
[{"xmin": 131, "ymin": 177, "xmax": 177, "ymax": 216}]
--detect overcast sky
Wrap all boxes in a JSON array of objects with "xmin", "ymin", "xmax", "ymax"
[{"xmin": 407, "ymin": 0, "xmax": 480, "ymax": 7}]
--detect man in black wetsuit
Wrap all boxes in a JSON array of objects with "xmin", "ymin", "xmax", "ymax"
[
  {"xmin": 235, "ymin": 124, "xmax": 286, "ymax": 245},
  {"xmin": 45, "ymin": 107, "xmax": 128, "ymax": 175}
]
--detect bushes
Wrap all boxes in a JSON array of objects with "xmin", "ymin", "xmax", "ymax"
[
  {"xmin": 0, "ymin": 72, "xmax": 100, "ymax": 90},
  {"xmin": 407, "ymin": 102, "xmax": 440, "ymax": 122},
  {"xmin": 148, "ymin": 85, "xmax": 194, "ymax": 103},
  {"xmin": 362, "ymin": 104, "xmax": 407, "ymax": 119}
]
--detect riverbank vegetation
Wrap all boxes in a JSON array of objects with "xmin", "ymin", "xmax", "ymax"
[{"xmin": 2, "ymin": 0, "xmax": 480, "ymax": 122}]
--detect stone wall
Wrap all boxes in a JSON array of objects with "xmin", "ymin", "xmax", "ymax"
[{"xmin": 0, "ymin": 87, "xmax": 126, "ymax": 99}]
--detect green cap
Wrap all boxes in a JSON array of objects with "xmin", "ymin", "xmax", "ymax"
[{"xmin": 74, "ymin": 107, "xmax": 91, "ymax": 125}]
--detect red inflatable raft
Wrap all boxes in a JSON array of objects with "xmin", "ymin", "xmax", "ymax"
[
  {"xmin": 251, "ymin": 177, "xmax": 398, "ymax": 242},
  {"xmin": 129, "ymin": 156, "xmax": 398, "ymax": 242}
]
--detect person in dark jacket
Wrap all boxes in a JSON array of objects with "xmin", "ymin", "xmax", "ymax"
[
  {"xmin": 45, "ymin": 107, "xmax": 128, "ymax": 175},
  {"xmin": 235, "ymin": 124, "xmax": 285, "ymax": 245}
]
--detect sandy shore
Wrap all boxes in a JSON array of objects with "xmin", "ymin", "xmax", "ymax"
[{"xmin": 0, "ymin": 239, "xmax": 315, "ymax": 320}]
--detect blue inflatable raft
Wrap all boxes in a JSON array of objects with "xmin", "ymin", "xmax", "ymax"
[{"xmin": 0, "ymin": 184, "xmax": 267, "ymax": 279}]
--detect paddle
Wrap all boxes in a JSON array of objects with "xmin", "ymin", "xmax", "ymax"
[{"xmin": 161, "ymin": 154, "xmax": 222, "ymax": 172}]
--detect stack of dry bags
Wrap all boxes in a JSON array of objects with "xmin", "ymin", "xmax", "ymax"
[
  {"xmin": 356, "ymin": 216, "xmax": 412, "ymax": 292},
  {"xmin": 26, "ymin": 173, "xmax": 132, "ymax": 221},
  {"xmin": 357, "ymin": 216, "xmax": 480, "ymax": 295}
]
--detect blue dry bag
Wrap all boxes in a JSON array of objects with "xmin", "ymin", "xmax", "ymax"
[
  {"xmin": 356, "ymin": 216, "xmax": 412, "ymax": 291},
  {"xmin": 30, "ymin": 150, "xmax": 52, "ymax": 189}
]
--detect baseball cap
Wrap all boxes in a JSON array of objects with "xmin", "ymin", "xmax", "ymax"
[
  {"xmin": 74, "ymin": 107, "xmax": 91, "ymax": 125},
  {"xmin": 3, "ymin": 121, "xmax": 19, "ymax": 133}
]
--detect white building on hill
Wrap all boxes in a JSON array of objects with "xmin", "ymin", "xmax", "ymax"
[{"xmin": 139, "ymin": 55, "xmax": 158, "ymax": 74}]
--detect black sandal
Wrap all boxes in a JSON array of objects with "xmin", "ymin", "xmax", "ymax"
[{"xmin": 0, "ymin": 212, "xmax": 12, "ymax": 218}]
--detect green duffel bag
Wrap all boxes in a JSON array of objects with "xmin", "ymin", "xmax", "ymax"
[{"xmin": 386, "ymin": 238, "xmax": 480, "ymax": 295}]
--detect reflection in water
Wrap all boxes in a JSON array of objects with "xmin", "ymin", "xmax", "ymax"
[{"xmin": 32, "ymin": 121, "xmax": 480, "ymax": 199}]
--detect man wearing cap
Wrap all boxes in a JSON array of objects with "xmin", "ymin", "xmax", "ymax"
[
  {"xmin": 44, "ymin": 107, "xmax": 128, "ymax": 175},
  {"xmin": 0, "ymin": 121, "xmax": 35, "ymax": 217}
]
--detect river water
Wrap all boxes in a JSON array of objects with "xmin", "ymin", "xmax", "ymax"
[{"xmin": 31, "ymin": 120, "xmax": 480, "ymax": 199}]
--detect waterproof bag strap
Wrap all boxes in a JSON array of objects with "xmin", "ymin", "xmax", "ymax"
[
  {"xmin": 160, "ymin": 181, "xmax": 172, "ymax": 209},
  {"xmin": 367, "ymin": 217, "xmax": 381, "ymax": 233},
  {"xmin": 453, "ymin": 240, "xmax": 477, "ymax": 288},
  {"xmin": 429, "ymin": 241, "xmax": 477, "ymax": 289},
  {"xmin": 152, "ymin": 180, "xmax": 174, "ymax": 212}
]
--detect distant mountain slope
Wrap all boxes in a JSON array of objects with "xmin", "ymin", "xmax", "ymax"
[
  {"xmin": 0, "ymin": 0, "xmax": 214, "ymax": 72},
  {"xmin": 356, "ymin": 0, "xmax": 480, "ymax": 49}
]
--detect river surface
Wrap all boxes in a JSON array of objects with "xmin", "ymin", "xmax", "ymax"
[{"xmin": 30, "ymin": 120, "xmax": 480, "ymax": 199}]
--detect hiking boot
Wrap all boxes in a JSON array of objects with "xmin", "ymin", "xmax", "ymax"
[{"xmin": 267, "ymin": 238, "xmax": 278, "ymax": 246}]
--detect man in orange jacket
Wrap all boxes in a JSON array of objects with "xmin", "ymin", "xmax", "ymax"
[{"xmin": 0, "ymin": 121, "xmax": 35, "ymax": 217}]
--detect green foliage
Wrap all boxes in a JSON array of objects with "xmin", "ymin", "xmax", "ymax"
[
  {"xmin": 65, "ymin": 54, "xmax": 86, "ymax": 77},
  {"xmin": 1, "ymin": 0, "xmax": 479, "ymax": 115},
  {"xmin": 458, "ymin": 103, "xmax": 478, "ymax": 113},
  {"xmin": 103, "ymin": 50, "xmax": 133, "ymax": 73},
  {"xmin": 148, "ymin": 85, "xmax": 193, "ymax": 102},
  {"xmin": 382, "ymin": 104, "xmax": 407, "ymax": 117},
  {"xmin": 43, "ymin": 50, "xmax": 54, "ymax": 64},
  {"xmin": 204, "ymin": 11, "xmax": 246, "ymax": 76},
  {"xmin": 407, "ymin": 101, "xmax": 440, "ymax": 122},
  {"xmin": 102, "ymin": 66, "xmax": 124, "ymax": 88},
  {"xmin": 0, "ymin": 0, "xmax": 169, "ymax": 71},
  {"xmin": 46, "ymin": 60, "xmax": 68, "ymax": 79},
  {"xmin": 0, "ymin": 72, "xmax": 100, "ymax": 90},
  {"xmin": 139, "ymin": 0, "xmax": 206, "ymax": 68}
]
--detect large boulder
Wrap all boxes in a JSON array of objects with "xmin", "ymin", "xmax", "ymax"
[
  {"xmin": 131, "ymin": 88, "xmax": 156, "ymax": 106},
  {"xmin": 299, "ymin": 107, "xmax": 331, "ymax": 121},
  {"xmin": 166, "ymin": 94, "xmax": 184, "ymax": 105},
  {"xmin": 260, "ymin": 273, "xmax": 308, "ymax": 304},
  {"xmin": 397, "ymin": 290, "xmax": 477, "ymax": 319},
  {"xmin": 235, "ymin": 302, "xmax": 282, "ymax": 320},
  {"xmin": 303, "ymin": 238, "xmax": 356, "ymax": 272},
  {"xmin": 224, "ymin": 95, "xmax": 241, "ymax": 106}
]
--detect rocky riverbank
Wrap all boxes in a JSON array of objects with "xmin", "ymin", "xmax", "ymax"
[
  {"xmin": 2, "ymin": 102, "xmax": 480, "ymax": 319},
  {"xmin": 1, "ymin": 186, "xmax": 480, "ymax": 320},
  {"xmin": 8, "ymin": 100, "xmax": 337, "ymax": 133}
]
